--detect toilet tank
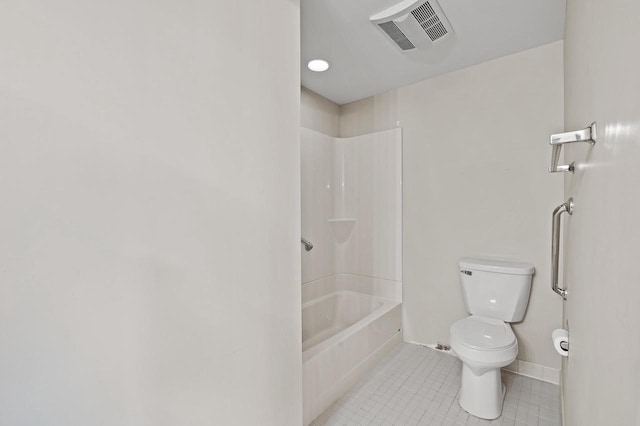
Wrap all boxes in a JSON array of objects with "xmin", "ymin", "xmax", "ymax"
[{"xmin": 458, "ymin": 258, "xmax": 535, "ymax": 322}]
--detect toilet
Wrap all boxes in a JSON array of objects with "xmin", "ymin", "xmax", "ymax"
[{"xmin": 449, "ymin": 257, "xmax": 534, "ymax": 420}]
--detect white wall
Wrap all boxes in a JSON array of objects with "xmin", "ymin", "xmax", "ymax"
[
  {"xmin": 337, "ymin": 42, "xmax": 565, "ymax": 371},
  {"xmin": 301, "ymin": 88, "xmax": 340, "ymax": 137},
  {"xmin": 340, "ymin": 91, "xmax": 399, "ymax": 138},
  {"xmin": 401, "ymin": 42, "xmax": 565, "ymax": 370},
  {"xmin": 0, "ymin": 2, "xmax": 302, "ymax": 425},
  {"xmin": 562, "ymin": 1, "xmax": 640, "ymax": 424}
]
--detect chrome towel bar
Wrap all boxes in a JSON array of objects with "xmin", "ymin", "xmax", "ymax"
[
  {"xmin": 551, "ymin": 198, "xmax": 573, "ymax": 299},
  {"xmin": 549, "ymin": 122, "xmax": 597, "ymax": 173}
]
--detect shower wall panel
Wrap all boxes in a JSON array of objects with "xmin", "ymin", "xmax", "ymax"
[
  {"xmin": 301, "ymin": 128, "xmax": 402, "ymax": 285},
  {"xmin": 301, "ymin": 128, "xmax": 335, "ymax": 284}
]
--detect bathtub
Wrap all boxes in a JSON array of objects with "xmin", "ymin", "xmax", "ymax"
[{"xmin": 302, "ymin": 275, "xmax": 402, "ymax": 425}]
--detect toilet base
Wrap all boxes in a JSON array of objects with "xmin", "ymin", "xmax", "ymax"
[{"xmin": 458, "ymin": 364, "xmax": 505, "ymax": 420}]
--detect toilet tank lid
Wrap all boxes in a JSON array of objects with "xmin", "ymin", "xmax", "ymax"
[{"xmin": 458, "ymin": 258, "xmax": 535, "ymax": 275}]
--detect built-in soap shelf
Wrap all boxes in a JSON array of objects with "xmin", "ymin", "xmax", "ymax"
[{"xmin": 328, "ymin": 218, "xmax": 356, "ymax": 243}]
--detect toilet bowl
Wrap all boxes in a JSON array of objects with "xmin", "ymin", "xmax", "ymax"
[
  {"xmin": 450, "ymin": 258, "xmax": 534, "ymax": 420},
  {"xmin": 450, "ymin": 315, "xmax": 518, "ymax": 419}
]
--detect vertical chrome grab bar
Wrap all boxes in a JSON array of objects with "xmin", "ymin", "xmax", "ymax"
[
  {"xmin": 301, "ymin": 238, "xmax": 313, "ymax": 252},
  {"xmin": 551, "ymin": 198, "xmax": 573, "ymax": 299}
]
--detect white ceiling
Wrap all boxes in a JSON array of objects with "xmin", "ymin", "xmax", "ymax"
[{"xmin": 301, "ymin": 0, "xmax": 566, "ymax": 105}]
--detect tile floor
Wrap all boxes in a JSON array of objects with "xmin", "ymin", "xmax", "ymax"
[{"xmin": 311, "ymin": 343, "xmax": 562, "ymax": 426}]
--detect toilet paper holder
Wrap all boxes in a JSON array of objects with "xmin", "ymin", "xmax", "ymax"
[{"xmin": 553, "ymin": 328, "xmax": 570, "ymax": 356}]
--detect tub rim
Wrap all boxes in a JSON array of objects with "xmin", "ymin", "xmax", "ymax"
[{"xmin": 302, "ymin": 291, "xmax": 400, "ymax": 362}]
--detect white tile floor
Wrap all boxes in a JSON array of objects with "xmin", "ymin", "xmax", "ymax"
[{"xmin": 311, "ymin": 343, "xmax": 562, "ymax": 426}]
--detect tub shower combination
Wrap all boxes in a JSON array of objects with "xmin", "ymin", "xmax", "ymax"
[{"xmin": 300, "ymin": 128, "xmax": 403, "ymax": 424}]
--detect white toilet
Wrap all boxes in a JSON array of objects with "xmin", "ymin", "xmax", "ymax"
[{"xmin": 449, "ymin": 257, "xmax": 534, "ymax": 420}]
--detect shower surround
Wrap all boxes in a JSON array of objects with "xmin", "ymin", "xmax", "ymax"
[{"xmin": 300, "ymin": 128, "xmax": 402, "ymax": 425}]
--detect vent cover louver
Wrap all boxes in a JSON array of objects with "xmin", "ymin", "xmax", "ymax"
[
  {"xmin": 411, "ymin": 2, "xmax": 449, "ymax": 41},
  {"xmin": 378, "ymin": 21, "xmax": 416, "ymax": 50},
  {"xmin": 370, "ymin": 0, "xmax": 454, "ymax": 52}
]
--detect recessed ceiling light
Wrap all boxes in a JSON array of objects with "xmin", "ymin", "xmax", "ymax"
[{"xmin": 308, "ymin": 59, "xmax": 330, "ymax": 72}]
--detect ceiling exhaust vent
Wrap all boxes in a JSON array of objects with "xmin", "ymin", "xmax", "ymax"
[
  {"xmin": 378, "ymin": 21, "xmax": 416, "ymax": 51},
  {"xmin": 370, "ymin": 0, "xmax": 454, "ymax": 51}
]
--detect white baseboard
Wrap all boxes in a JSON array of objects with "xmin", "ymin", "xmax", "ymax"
[
  {"xmin": 408, "ymin": 341, "xmax": 560, "ymax": 385},
  {"xmin": 503, "ymin": 359, "xmax": 560, "ymax": 385}
]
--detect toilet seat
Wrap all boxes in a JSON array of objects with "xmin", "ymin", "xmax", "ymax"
[{"xmin": 450, "ymin": 315, "xmax": 516, "ymax": 351}]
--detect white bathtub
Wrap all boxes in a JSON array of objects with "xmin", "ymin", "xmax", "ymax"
[{"xmin": 302, "ymin": 275, "xmax": 402, "ymax": 425}]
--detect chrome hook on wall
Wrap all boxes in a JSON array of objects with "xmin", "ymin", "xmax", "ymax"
[{"xmin": 549, "ymin": 122, "xmax": 597, "ymax": 173}]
